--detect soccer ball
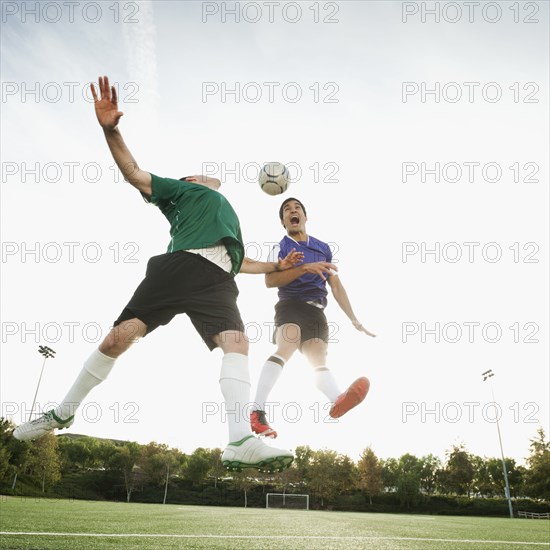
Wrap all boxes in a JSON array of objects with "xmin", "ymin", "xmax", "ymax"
[{"xmin": 259, "ymin": 162, "xmax": 290, "ymax": 196}]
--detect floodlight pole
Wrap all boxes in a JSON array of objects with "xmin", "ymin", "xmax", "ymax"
[
  {"xmin": 481, "ymin": 369, "xmax": 514, "ymax": 519},
  {"xmin": 29, "ymin": 346, "xmax": 56, "ymax": 421}
]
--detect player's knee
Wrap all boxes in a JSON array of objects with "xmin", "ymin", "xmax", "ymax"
[
  {"xmin": 302, "ymin": 339, "xmax": 327, "ymax": 363},
  {"xmin": 278, "ymin": 324, "xmax": 301, "ymax": 346},
  {"xmin": 275, "ymin": 343, "xmax": 298, "ymax": 361},
  {"xmin": 216, "ymin": 330, "xmax": 249, "ymax": 355},
  {"xmin": 99, "ymin": 320, "xmax": 145, "ymax": 357},
  {"xmin": 98, "ymin": 337, "xmax": 120, "ymax": 358},
  {"xmin": 234, "ymin": 339, "xmax": 249, "ymax": 355},
  {"xmin": 234, "ymin": 331, "xmax": 249, "ymax": 354}
]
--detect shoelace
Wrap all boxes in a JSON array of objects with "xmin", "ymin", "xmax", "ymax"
[{"xmin": 31, "ymin": 412, "xmax": 53, "ymax": 424}]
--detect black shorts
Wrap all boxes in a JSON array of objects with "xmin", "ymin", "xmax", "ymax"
[
  {"xmin": 114, "ymin": 251, "xmax": 244, "ymax": 350},
  {"xmin": 273, "ymin": 300, "xmax": 329, "ymax": 347}
]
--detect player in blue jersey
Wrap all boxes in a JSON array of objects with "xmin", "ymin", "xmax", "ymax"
[{"xmin": 250, "ymin": 198, "xmax": 375, "ymax": 438}]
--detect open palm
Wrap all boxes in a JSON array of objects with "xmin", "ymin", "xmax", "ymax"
[
  {"xmin": 90, "ymin": 76, "xmax": 123, "ymax": 130},
  {"xmin": 278, "ymin": 248, "xmax": 304, "ymax": 271}
]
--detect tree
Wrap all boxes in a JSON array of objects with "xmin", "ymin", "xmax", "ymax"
[
  {"xmin": 509, "ymin": 464, "xmax": 527, "ymax": 499},
  {"xmin": 396, "ymin": 454, "xmax": 422, "ymax": 509},
  {"xmin": 307, "ymin": 449, "xmax": 356, "ymax": 507},
  {"xmin": 290, "ymin": 445, "xmax": 315, "ymax": 497},
  {"xmin": 0, "ymin": 418, "xmax": 30, "ymax": 489},
  {"xmin": 524, "ymin": 428, "xmax": 550, "ymax": 500},
  {"xmin": 183, "ymin": 447, "xmax": 211, "ymax": 486},
  {"xmin": 27, "ymin": 433, "xmax": 62, "ymax": 493},
  {"xmin": 138, "ymin": 442, "xmax": 185, "ymax": 504},
  {"xmin": 207, "ymin": 448, "xmax": 225, "ymax": 490},
  {"xmin": 335, "ymin": 454, "xmax": 358, "ymax": 494},
  {"xmin": 57, "ymin": 436, "xmax": 101, "ymax": 473},
  {"xmin": 419, "ymin": 454, "xmax": 441, "ymax": 495},
  {"xmin": 487, "ymin": 457, "xmax": 524, "ymax": 499},
  {"xmin": 138, "ymin": 442, "xmax": 169, "ymax": 486},
  {"xmin": 442, "ymin": 444, "xmax": 475, "ymax": 496},
  {"xmin": 381, "ymin": 457, "xmax": 399, "ymax": 492},
  {"xmin": 0, "ymin": 444, "xmax": 11, "ymax": 482},
  {"xmin": 232, "ymin": 471, "xmax": 255, "ymax": 508},
  {"xmin": 107, "ymin": 442, "xmax": 142, "ymax": 502},
  {"xmin": 381, "ymin": 454, "xmax": 423, "ymax": 508},
  {"xmin": 294, "ymin": 445, "xmax": 314, "ymax": 476},
  {"xmin": 272, "ymin": 463, "xmax": 304, "ymax": 495},
  {"xmin": 358, "ymin": 447, "xmax": 383, "ymax": 504},
  {"xmin": 96, "ymin": 440, "xmax": 118, "ymax": 469},
  {"xmin": 472, "ymin": 455, "xmax": 495, "ymax": 497},
  {"xmin": 0, "ymin": 419, "xmax": 15, "ymax": 480}
]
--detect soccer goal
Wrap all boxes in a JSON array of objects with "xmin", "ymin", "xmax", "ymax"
[{"xmin": 266, "ymin": 493, "xmax": 309, "ymax": 510}]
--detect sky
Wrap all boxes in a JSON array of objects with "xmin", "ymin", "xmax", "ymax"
[{"xmin": 1, "ymin": 0, "xmax": 549, "ymax": 466}]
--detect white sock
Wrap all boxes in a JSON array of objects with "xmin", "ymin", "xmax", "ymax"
[
  {"xmin": 253, "ymin": 354, "xmax": 286, "ymax": 411},
  {"xmin": 313, "ymin": 365, "xmax": 341, "ymax": 402},
  {"xmin": 219, "ymin": 352, "xmax": 251, "ymax": 443},
  {"xmin": 55, "ymin": 349, "xmax": 116, "ymax": 419}
]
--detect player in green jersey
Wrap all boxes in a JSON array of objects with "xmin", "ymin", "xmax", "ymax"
[{"xmin": 12, "ymin": 76, "xmax": 324, "ymax": 473}]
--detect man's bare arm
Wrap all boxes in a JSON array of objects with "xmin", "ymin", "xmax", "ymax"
[
  {"xmin": 265, "ymin": 261, "xmax": 337, "ymax": 288},
  {"xmin": 240, "ymin": 249, "xmax": 304, "ymax": 274},
  {"xmin": 90, "ymin": 76, "xmax": 151, "ymax": 197},
  {"xmin": 103, "ymin": 128, "xmax": 151, "ymax": 196},
  {"xmin": 328, "ymin": 275, "xmax": 376, "ymax": 337}
]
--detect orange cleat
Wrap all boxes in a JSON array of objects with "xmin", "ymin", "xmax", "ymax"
[
  {"xmin": 329, "ymin": 377, "xmax": 370, "ymax": 419},
  {"xmin": 250, "ymin": 410, "xmax": 278, "ymax": 438}
]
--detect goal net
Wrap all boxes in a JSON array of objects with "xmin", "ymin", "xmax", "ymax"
[{"xmin": 266, "ymin": 493, "xmax": 309, "ymax": 510}]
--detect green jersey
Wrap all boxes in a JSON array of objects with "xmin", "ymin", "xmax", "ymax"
[{"xmin": 148, "ymin": 174, "xmax": 244, "ymax": 275}]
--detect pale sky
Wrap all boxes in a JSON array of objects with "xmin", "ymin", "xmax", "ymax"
[{"xmin": 1, "ymin": 0, "xmax": 549, "ymax": 465}]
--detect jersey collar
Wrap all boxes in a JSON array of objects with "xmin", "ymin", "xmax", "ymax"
[{"xmin": 286, "ymin": 235, "xmax": 309, "ymax": 247}]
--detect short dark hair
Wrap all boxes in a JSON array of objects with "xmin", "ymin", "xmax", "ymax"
[{"xmin": 279, "ymin": 197, "xmax": 307, "ymax": 220}]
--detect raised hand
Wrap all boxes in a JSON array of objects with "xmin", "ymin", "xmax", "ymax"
[
  {"xmin": 302, "ymin": 261, "xmax": 338, "ymax": 281},
  {"xmin": 352, "ymin": 319, "xmax": 376, "ymax": 337},
  {"xmin": 278, "ymin": 248, "xmax": 304, "ymax": 271},
  {"xmin": 90, "ymin": 76, "xmax": 124, "ymax": 130}
]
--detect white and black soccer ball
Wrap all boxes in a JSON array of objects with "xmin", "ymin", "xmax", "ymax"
[{"xmin": 258, "ymin": 162, "xmax": 290, "ymax": 196}]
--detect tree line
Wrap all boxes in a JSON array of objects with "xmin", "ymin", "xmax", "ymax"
[{"xmin": 0, "ymin": 419, "xmax": 548, "ymax": 515}]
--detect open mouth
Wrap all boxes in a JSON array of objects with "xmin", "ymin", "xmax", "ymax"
[{"xmin": 290, "ymin": 215, "xmax": 300, "ymax": 225}]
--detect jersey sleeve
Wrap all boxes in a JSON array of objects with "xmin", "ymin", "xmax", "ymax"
[
  {"xmin": 267, "ymin": 244, "xmax": 282, "ymax": 263},
  {"xmin": 324, "ymin": 242, "xmax": 340, "ymax": 276},
  {"xmin": 325, "ymin": 242, "xmax": 333, "ymax": 264},
  {"xmin": 149, "ymin": 174, "xmax": 192, "ymax": 207}
]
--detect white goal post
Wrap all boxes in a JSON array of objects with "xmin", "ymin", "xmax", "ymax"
[{"xmin": 266, "ymin": 493, "xmax": 309, "ymax": 510}]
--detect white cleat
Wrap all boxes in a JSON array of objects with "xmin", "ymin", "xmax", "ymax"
[
  {"xmin": 13, "ymin": 410, "xmax": 74, "ymax": 441},
  {"xmin": 222, "ymin": 435, "xmax": 293, "ymax": 473}
]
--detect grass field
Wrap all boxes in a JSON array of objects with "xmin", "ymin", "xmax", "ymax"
[{"xmin": 1, "ymin": 497, "xmax": 549, "ymax": 549}]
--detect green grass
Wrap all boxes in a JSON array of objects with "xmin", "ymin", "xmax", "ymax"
[{"xmin": 0, "ymin": 497, "xmax": 548, "ymax": 549}]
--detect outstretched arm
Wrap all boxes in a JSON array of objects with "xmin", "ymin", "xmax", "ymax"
[
  {"xmin": 90, "ymin": 76, "xmax": 151, "ymax": 197},
  {"xmin": 328, "ymin": 275, "xmax": 376, "ymax": 337},
  {"xmin": 240, "ymin": 249, "xmax": 304, "ymax": 274}
]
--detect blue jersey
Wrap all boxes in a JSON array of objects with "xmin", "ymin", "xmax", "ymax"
[{"xmin": 268, "ymin": 235, "xmax": 332, "ymax": 307}]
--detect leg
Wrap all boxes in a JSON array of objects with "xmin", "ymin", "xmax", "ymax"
[
  {"xmin": 57, "ymin": 318, "xmax": 147, "ymax": 417},
  {"xmin": 212, "ymin": 330, "xmax": 293, "ymax": 473},
  {"xmin": 253, "ymin": 324, "xmax": 301, "ymax": 411},
  {"xmin": 273, "ymin": 323, "xmax": 301, "ymax": 362},
  {"xmin": 250, "ymin": 324, "xmax": 301, "ymax": 438},
  {"xmin": 302, "ymin": 338, "xmax": 341, "ymax": 402},
  {"xmin": 302, "ymin": 338, "xmax": 370, "ymax": 419},
  {"xmin": 212, "ymin": 330, "xmax": 251, "ymax": 444},
  {"xmin": 13, "ymin": 319, "xmax": 147, "ymax": 441}
]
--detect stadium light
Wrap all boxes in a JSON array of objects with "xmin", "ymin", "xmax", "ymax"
[
  {"xmin": 28, "ymin": 346, "xmax": 56, "ymax": 421},
  {"xmin": 481, "ymin": 369, "xmax": 514, "ymax": 518}
]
